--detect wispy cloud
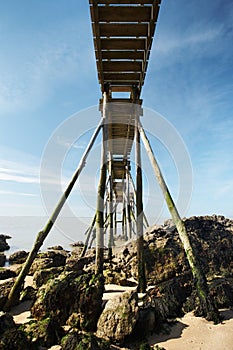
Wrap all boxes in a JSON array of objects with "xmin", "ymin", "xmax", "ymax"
[
  {"xmin": 0, "ymin": 157, "xmax": 39, "ymax": 184},
  {"xmin": 156, "ymin": 27, "xmax": 222, "ymax": 57},
  {"xmin": 0, "ymin": 15, "xmax": 95, "ymax": 117},
  {"xmin": 0, "ymin": 190, "xmax": 37, "ymax": 197}
]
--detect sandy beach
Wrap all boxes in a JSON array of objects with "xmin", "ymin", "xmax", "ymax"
[
  {"xmin": 7, "ymin": 279, "xmax": 233, "ymax": 350},
  {"xmin": 148, "ymin": 309, "xmax": 233, "ymax": 350}
]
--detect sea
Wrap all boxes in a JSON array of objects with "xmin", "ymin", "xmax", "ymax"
[{"xmin": 0, "ymin": 216, "xmax": 92, "ymax": 257}]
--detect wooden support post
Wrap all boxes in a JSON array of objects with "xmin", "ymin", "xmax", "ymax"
[
  {"xmin": 126, "ymin": 168, "xmax": 150, "ymax": 231},
  {"xmin": 122, "ymin": 180, "xmax": 127, "ymax": 241},
  {"xmin": 135, "ymin": 116, "xmax": 147, "ymax": 293},
  {"xmin": 122, "ymin": 206, "xmax": 127, "ymax": 240},
  {"xmin": 81, "ymin": 214, "xmax": 96, "ymax": 257},
  {"xmin": 108, "ymin": 157, "xmax": 114, "ymax": 260},
  {"xmin": 95, "ymin": 91, "xmax": 108, "ymax": 275},
  {"xmin": 126, "ymin": 171, "xmax": 132, "ymax": 239},
  {"xmin": 139, "ymin": 121, "xmax": 220, "ymax": 323},
  {"xmin": 4, "ymin": 120, "xmax": 103, "ymax": 311},
  {"xmin": 114, "ymin": 205, "xmax": 117, "ymax": 237}
]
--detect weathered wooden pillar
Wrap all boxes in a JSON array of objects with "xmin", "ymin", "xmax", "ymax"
[
  {"xmin": 122, "ymin": 180, "xmax": 128, "ymax": 241},
  {"xmin": 95, "ymin": 90, "xmax": 108, "ymax": 275},
  {"xmin": 126, "ymin": 171, "xmax": 132, "ymax": 239},
  {"xmin": 139, "ymin": 121, "xmax": 220, "ymax": 322},
  {"xmin": 135, "ymin": 115, "xmax": 147, "ymax": 293},
  {"xmin": 81, "ymin": 214, "xmax": 96, "ymax": 257},
  {"xmin": 108, "ymin": 156, "xmax": 114, "ymax": 260},
  {"xmin": 4, "ymin": 121, "xmax": 102, "ymax": 311}
]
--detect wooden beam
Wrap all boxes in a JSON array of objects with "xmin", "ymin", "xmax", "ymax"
[
  {"xmin": 103, "ymin": 72, "xmax": 140, "ymax": 81},
  {"xmin": 95, "ymin": 6, "xmax": 151, "ymax": 23},
  {"xmin": 103, "ymin": 61, "xmax": 142, "ymax": 72},
  {"xmin": 99, "ymin": 23, "xmax": 148, "ymax": 37},
  {"xmin": 100, "ymin": 38, "xmax": 146, "ymax": 50},
  {"xmin": 111, "ymin": 86, "xmax": 132, "ymax": 92},
  {"xmin": 101, "ymin": 50, "xmax": 144, "ymax": 60},
  {"xmin": 90, "ymin": 0, "xmax": 156, "ymax": 4}
]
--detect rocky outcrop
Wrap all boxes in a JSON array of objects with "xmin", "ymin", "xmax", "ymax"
[
  {"xmin": 65, "ymin": 256, "xmax": 92, "ymax": 272},
  {"xmin": 48, "ymin": 245, "xmax": 64, "ymax": 251},
  {"xmin": 9, "ymin": 251, "xmax": 28, "ymax": 265},
  {"xmin": 0, "ymin": 312, "xmax": 15, "ymax": 334},
  {"xmin": 61, "ymin": 331, "xmax": 110, "ymax": 350},
  {"xmin": 21, "ymin": 318, "xmax": 65, "ymax": 348},
  {"xmin": 0, "ymin": 253, "xmax": 6, "ymax": 267},
  {"xmin": 0, "ymin": 328, "xmax": 33, "ymax": 350},
  {"xmin": 20, "ymin": 286, "xmax": 37, "ymax": 302},
  {"xmin": 0, "ymin": 235, "xmax": 11, "ymax": 252},
  {"xmin": 0, "ymin": 268, "xmax": 16, "ymax": 280},
  {"xmin": 31, "ymin": 272, "xmax": 104, "ymax": 331},
  {"xmin": 0, "ymin": 312, "xmax": 33, "ymax": 349},
  {"xmin": 97, "ymin": 291, "xmax": 139, "ymax": 343},
  {"xmin": 33, "ymin": 266, "xmax": 64, "ymax": 288},
  {"xmin": 0, "ymin": 279, "xmax": 18, "ymax": 310},
  {"xmin": 29, "ymin": 250, "xmax": 68, "ymax": 275},
  {"xmin": 110, "ymin": 215, "xmax": 233, "ymax": 287},
  {"xmin": 209, "ymin": 277, "xmax": 233, "ymax": 308}
]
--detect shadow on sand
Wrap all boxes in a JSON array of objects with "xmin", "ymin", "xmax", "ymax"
[
  {"xmin": 148, "ymin": 320, "xmax": 189, "ymax": 344},
  {"xmin": 220, "ymin": 309, "xmax": 233, "ymax": 321}
]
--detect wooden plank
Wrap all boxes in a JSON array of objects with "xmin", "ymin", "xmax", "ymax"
[
  {"xmin": 103, "ymin": 61, "xmax": 142, "ymax": 72},
  {"xmin": 97, "ymin": 6, "xmax": 151, "ymax": 23},
  {"xmin": 101, "ymin": 50, "xmax": 144, "ymax": 60},
  {"xmin": 103, "ymin": 72, "xmax": 140, "ymax": 81},
  {"xmin": 111, "ymin": 86, "xmax": 132, "ymax": 92},
  {"xmin": 99, "ymin": 23, "xmax": 148, "ymax": 37},
  {"xmin": 90, "ymin": 0, "xmax": 155, "ymax": 4},
  {"xmin": 100, "ymin": 38, "xmax": 146, "ymax": 50},
  {"xmin": 108, "ymin": 81, "xmax": 139, "ymax": 86}
]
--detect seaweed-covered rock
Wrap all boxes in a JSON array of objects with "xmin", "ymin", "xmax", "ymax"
[
  {"xmin": 0, "ymin": 235, "xmax": 11, "ymax": 252},
  {"xmin": 110, "ymin": 215, "xmax": 233, "ymax": 289},
  {"xmin": 9, "ymin": 251, "xmax": 28, "ymax": 265},
  {"xmin": 0, "ymin": 328, "xmax": 33, "ymax": 350},
  {"xmin": 65, "ymin": 256, "xmax": 92, "ymax": 272},
  {"xmin": 182, "ymin": 277, "xmax": 233, "ymax": 320},
  {"xmin": 0, "ymin": 279, "xmax": 19, "ymax": 310},
  {"xmin": 20, "ymin": 286, "xmax": 37, "ymax": 302},
  {"xmin": 140, "ymin": 274, "xmax": 192, "ymax": 329},
  {"xmin": 29, "ymin": 250, "xmax": 68, "ymax": 275},
  {"xmin": 61, "ymin": 331, "xmax": 110, "ymax": 350},
  {"xmin": 31, "ymin": 272, "xmax": 104, "ymax": 331},
  {"xmin": 33, "ymin": 266, "xmax": 64, "ymax": 288},
  {"xmin": 0, "ymin": 268, "xmax": 16, "ymax": 280},
  {"xmin": 209, "ymin": 278, "xmax": 233, "ymax": 308},
  {"xmin": 48, "ymin": 245, "xmax": 64, "ymax": 251},
  {"xmin": 21, "ymin": 318, "xmax": 65, "ymax": 348},
  {"xmin": 97, "ymin": 291, "xmax": 139, "ymax": 343},
  {"xmin": 0, "ymin": 312, "xmax": 16, "ymax": 334},
  {"xmin": 0, "ymin": 254, "xmax": 6, "ymax": 267}
]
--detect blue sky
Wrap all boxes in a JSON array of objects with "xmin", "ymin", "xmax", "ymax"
[{"xmin": 0, "ymin": 0, "xmax": 233, "ymax": 222}]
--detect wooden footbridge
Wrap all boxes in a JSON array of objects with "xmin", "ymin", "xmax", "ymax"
[
  {"xmin": 89, "ymin": 0, "xmax": 161, "ymax": 285},
  {"xmin": 5, "ymin": 1, "xmax": 220, "ymax": 321}
]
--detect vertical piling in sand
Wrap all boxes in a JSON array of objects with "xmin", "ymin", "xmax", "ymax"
[
  {"xmin": 135, "ymin": 115, "xmax": 147, "ymax": 293},
  {"xmin": 139, "ymin": 121, "xmax": 220, "ymax": 322},
  {"xmin": 108, "ymin": 156, "xmax": 114, "ymax": 260},
  {"xmin": 95, "ymin": 90, "xmax": 108, "ymax": 275}
]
